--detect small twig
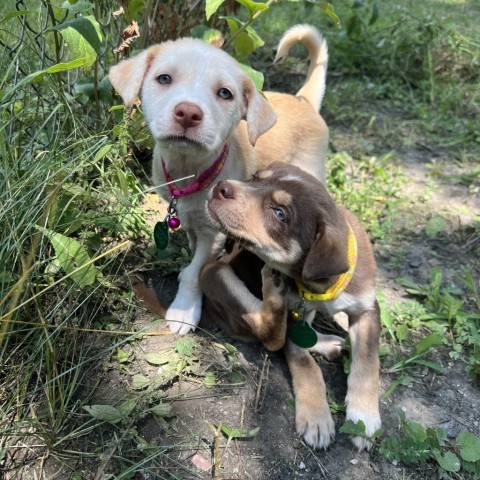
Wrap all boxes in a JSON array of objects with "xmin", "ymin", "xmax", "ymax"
[
  {"xmin": 254, "ymin": 354, "xmax": 270, "ymax": 412},
  {"xmin": 211, "ymin": 422, "xmax": 222, "ymax": 478}
]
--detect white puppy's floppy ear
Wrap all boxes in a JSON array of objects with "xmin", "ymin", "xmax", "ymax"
[
  {"xmin": 108, "ymin": 45, "xmax": 160, "ymax": 108},
  {"xmin": 242, "ymin": 79, "xmax": 277, "ymax": 146}
]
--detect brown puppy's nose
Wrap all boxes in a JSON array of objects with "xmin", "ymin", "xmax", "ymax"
[
  {"xmin": 213, "ymin": 181, "xmax": 234, "ymax": 200},
  {"xmin": 173, "ymin": 102, "xmax": 203, "ymax": 129}
]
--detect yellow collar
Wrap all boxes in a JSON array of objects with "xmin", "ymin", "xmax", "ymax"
[{"xmin": 295, "ymin": 224, "xmax": 358, "ymax": 302}]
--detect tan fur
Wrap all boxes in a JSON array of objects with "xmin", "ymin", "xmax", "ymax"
[
  {"xmin": 201, "ymin": 163, "xmax": 381, "ymax": 451},
  {"xmin": 109, "ymin": 25, "xmax": 329, "ymax": 335}
]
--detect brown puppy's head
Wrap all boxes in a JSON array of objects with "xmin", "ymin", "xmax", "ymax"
[{"xmin": 206, "ymin": 162, "xmax": 350, "ymax": 283}]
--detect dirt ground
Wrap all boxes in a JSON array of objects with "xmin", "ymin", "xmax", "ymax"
[{"xmin": 118, "ymin": 141, "xmax": 479, "ymax": 479}]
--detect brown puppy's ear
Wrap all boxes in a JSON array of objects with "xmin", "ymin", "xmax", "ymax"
[
  {"xmin": 108, "ymin": 45, "xmax": 161, "ymax": 108},
  {"xmin": 242, "ymin": 79, "xmax": 277, "ymax": 146},
  {"xmin": 302, "ymin": 224, "xmax": 350, "ymax": 282}
]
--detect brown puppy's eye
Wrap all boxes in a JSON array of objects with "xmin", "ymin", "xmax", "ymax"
[
  {"xmin": 217, "ymin": 88, "xmax": 233, "ymax": 100},
  {"xmin": 273, "ymin": 207, "xmax": 287, "ymax": 223},
  {"xmin": 158, "ymin": 74, "xmax": 172, "ymax": 85}
]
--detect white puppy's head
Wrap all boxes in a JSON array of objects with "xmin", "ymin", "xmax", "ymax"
[{"xmin": 109, "ymin": 38, "xmax": 277, "ymax": 152}]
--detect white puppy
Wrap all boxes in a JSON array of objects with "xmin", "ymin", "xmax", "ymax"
[{"xmin": 109, "ymin": 24, "xmax": 329, "ymax": 334}]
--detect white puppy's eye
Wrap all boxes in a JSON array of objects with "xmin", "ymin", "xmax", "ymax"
[
  {"xmin": 217, "ymin": 88, "xmax": 233, "ymax": 100},
  {"xmin": 157, "ymin": 74, "xmax": 172, "ymax": 85},
  {"xmin": 273, "ymin": 207, "xmax": 287, "ymax": 223}
]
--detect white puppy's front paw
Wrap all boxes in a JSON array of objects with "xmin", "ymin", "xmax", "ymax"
[
  {"xmin": 296, "ymin": 400, "xmax": 335, "ymax": 450},
  {"xmin": 345, "ymin": 406, "xmax": 382, "ymax": 451},
  {"xmin": 166, "ymin": 291, "xmax": 202, "ymax": 335}
]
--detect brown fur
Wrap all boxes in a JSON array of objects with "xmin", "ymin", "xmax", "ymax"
[{"xmin": 200, "ymin": 162, "xmax": 381, "ymax": 451}]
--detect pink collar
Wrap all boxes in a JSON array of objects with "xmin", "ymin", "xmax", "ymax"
[{"xmin": 161, "ymin": 144, "xmax": 229, "ymax": 198}]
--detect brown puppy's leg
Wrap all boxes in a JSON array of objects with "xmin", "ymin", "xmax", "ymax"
[
  {"xmin": 284, "ymin": 340, "xmax": 335, "ymax": 449},
  {"xmin": 345, "ymin": 300, "xmax": 381, "ymax": 450},
  {"xmin": 200, "ymin": 261, "xmax": 288, "ymax": 351}
]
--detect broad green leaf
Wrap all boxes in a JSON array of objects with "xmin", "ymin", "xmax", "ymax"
[
  {"xmin": 402, "ymin": 420, "xmax": 427, "ymax": 442},
  {"xmin": 432, "ymin": 450, "xmax": 461, "ymax": 472},
  {"xmin": 203, "ymin": 28, "xmax": 224, "ymax": 45},
  {"xmin": 239, "ymin": 63, "xmax": 264, "ymax": 91},
  {"xmin": 74, "ymin": 77, "xmax": 114, "ymax": 103},
  {"xmin": 61, "ymin": 1, "xmax": 94, "ymax": 13},
  {"xmin": 457, "ymin": 432, "xmax": 480, "ymax": 462},
  {"xmin": 15, "ymin": 59, "xmax": 87, "ymax": 89},
  {"xmin": 235, "ymin": 0, "xmax": 269, "ymax": 17},
  {"xmin": 149, "ymin": 403, "xmax": 173, "ymax": 417},
  {"xmin": 415, "ymin": 333, "xmax": 444, "ymax": 355},
  {"xmin": 435, "ymin": 427, "xmax": 448, "ymax": 446},
  {"xmin": 206, "ymin": 0, "xmax": 226, "ymax": 20},
  {"xmin": 311, "ymin": 1, "xmax": 341, "ymax": 27},
  {"xmin": 117, "ymin": 398, "xmax": 139, "ymax": 417},
  {"xmin": 117, "ymin": 348, "xmax": 133, "ymax": 364},
  {"xmin": 339, "ymin": 419, "xmax": 367, "ymax": 437},
  {"xmin": 223, "ymin": 17, "xmax": 264, "ymax": 50},
  {"xmin": 43, "ymin": 228, "xmax": 99, "ymax": 286},
  {"xmin": 220, "ymin": 423, "xmax": 260, "ymax": 439},
  {"xmin": 224, "ymin": 343, "xmax": 238, "ymax": 355},
  {"xmin": 233, "ymin": 32, "xmax": 255, "ymax": 60},
  {"xmin": 84, "ymin": 404, "xmax": 123, "ymax": 424},
  {"xmin": 93, "ymin": 144, "xmax": 113, "ymax": 163},
  {"xmin": 425, "ymin": 215, "xmax": 448, "ymax": 238},
  {"xmin": 145, "ymin": 353, "xmax": 174, "ymax": 365},
  {"xmin": 54, "ymin": 16, "xmax": 102, "ymax": 70},
  {"xmin": 395, "ymin": 323, "xmax": 408, "ymax": 341},
  {"xmin": 176, "ymin": 337, "xmax": 196, "ymax": 357},
  {"xmin": 132, "ymin": 374, "xmax": 150, "ymax": 390}
]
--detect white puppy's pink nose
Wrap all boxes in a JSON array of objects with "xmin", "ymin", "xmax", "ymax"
[{"xmin": 173, "ymin": 102, "xmax": 203, "ymax": 129}]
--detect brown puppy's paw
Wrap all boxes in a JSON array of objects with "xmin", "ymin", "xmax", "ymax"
[
  {"xmin": 261, "ymin": 265, "xmax": 289, "ymax": 298},
  {"xmin": 309, "ymin": 333, "xmax": 345, "ymax": 361},
  {"xmin": 296, "ymin": 398, "xmax": 335, "ymax": 450}
]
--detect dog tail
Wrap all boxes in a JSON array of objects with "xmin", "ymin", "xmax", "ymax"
[{"xmin": 274, "ymin": 24, "xmax": 328, "ymax": 111}]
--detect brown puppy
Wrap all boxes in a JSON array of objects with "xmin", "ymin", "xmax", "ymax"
[{"xmin": 200, "ymin": 162, "xmax": 381, "ymax": 451}]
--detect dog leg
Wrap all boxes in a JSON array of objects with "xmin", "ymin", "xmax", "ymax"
[
  {"xmin": 256, "ymin": 264, "xmax": 289, "ymax": 350},
  {"xmin": 284, "ymin": 340, "xmax": 335, "ymax": 449},
  {"xmin": 200, "ymin": 262, "xmax": 288, "ymax": 351},
  {"xmin": 345, "ymin": 300, "xmax": 381, "ymax": 450},
  {"xmin": 309, "ymin": 333, "xmax": 345, "ymax": 360},
  {"xmin": 166, "ymin": 230, "xmax": 225, "ymax": 335}
]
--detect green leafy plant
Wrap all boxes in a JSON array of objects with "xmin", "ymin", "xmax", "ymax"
[
  {"xmin": 343, "ymin": 412, "xmax": 480, "ymax": 476},
  {"xmin": 397, "ymin": 268, "xmax": 480, "ymax": 363}
]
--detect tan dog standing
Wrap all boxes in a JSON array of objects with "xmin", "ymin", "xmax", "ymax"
[
  {"xmin": 109, "ymin": 25, "xmax": 329, "ymax": 335},
  {"xmin": 201, "ymin": 162, "xmax": 381, "ymax": 450}
]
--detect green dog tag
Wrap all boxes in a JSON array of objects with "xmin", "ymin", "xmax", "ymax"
[
  {"xmin": 289, "ymin": 321, "xmax": 317, "ymax": 349},
  {"xmin": 154, "ymin": 220, "xmax": 169, "ymax": 250}
]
